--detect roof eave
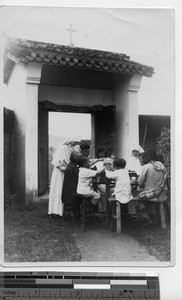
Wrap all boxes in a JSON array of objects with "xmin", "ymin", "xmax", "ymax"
[{"xmin": 5, "ymin": 38, "xmax": 154, "ymax": 78}]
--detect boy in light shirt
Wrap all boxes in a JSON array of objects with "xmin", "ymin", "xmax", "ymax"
[
  {"xmin": 77, "ymin": 156, "xmax": 105, "ymax": 205},
  {"xmin": 105, "ymin": 158, "xmax": 133, "ymax": 204}
]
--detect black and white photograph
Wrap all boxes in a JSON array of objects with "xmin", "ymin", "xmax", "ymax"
[{"xmin": 0, "ymin": 5, "xmax": 174, "ymax": 266}]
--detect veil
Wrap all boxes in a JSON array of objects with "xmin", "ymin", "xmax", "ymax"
[{"xmin": 51, "ymin": 136, "xmax": 81, "ymax": 167}]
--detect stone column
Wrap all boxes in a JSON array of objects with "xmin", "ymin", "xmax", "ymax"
[
  {"xmin": 25, "ymin": 63, "xmax": 42, "ymax": 203},
  {"xmin": 126, "ymin": 74, "xmax": 143, "ymax": 161},
  {"xmin": 91, "ymin": 114, "xmax": 96, "ymax": 158},
  {"xmin": 114, "ymin": 74, "xmax": 142, "ymax": 161}
]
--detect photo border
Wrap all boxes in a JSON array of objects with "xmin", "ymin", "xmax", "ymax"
[{"xmin": 0, "ymin": 0, "xmax": 175, "ymax": 271}]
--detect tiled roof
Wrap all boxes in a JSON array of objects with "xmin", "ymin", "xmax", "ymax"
[{"xmin": 5, "ymin": 38, "xmax": 154, "ymax": 77}]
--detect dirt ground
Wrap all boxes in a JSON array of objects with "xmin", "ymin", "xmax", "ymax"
[
  {"xmin": 74, "ymin": 217, "xmax": 159, "ymax": 262},
  {"xmin": 39, "ymin": 192, "xmax": 160, "ymax": 262}
]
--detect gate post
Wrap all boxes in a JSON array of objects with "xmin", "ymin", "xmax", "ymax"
[
  {"xmin": 25, "ymin": 63, "xmax": 43, "ymax": 203},
  {"xmin": 127, "ymin": 74, "xmax": 143, "ymax": 158}
]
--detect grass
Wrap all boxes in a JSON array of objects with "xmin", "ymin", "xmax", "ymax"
[
  {"xmin": 4, "ymin": 199, "xmax": 81, "ymax": 262},
  {"xmin": 124, "ymin": 216, "xmax": 171, "ymax": 261}
]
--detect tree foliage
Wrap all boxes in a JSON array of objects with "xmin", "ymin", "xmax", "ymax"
[{"xmin": 156, "ymin": 127, "xmax": 170, "ymax": 176}]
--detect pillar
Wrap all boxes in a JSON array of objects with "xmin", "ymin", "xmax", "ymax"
[
  {"xmin": 127, "ymin": 74, "xmax": 143, "ymax": 158},
  {"xmin": 25, "ymin": 63, "xmax": 42, "ymax": 203},
  {"xmin": 114, "ymin": 74, "xmax": 142, "ymax": 160}
]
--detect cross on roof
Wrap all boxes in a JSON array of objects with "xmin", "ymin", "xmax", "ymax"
[{"xmin": 66, "ymin": 23, "xmax": 76, "ymax": 47}]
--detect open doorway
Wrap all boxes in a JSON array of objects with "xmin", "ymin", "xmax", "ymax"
[
  {"xmin": 48, "ymin": 112, "xmax": 91, "ymax": 186},
  {"xmin": 38, "ymin": 104, "xmax": 116, "ymax": 195}
]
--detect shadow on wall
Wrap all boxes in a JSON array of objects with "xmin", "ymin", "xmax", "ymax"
[{"xmin": 4, "ymin": 107, "xmax": 25, "ymax": 202}]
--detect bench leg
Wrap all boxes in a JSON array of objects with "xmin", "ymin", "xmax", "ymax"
[
  {"xmin": 62, "ymin": 204, "xmax": 71, "ymax": 221},
  {"xmin": 110, "ymin": 202, "xmax": 116, "ymax": 231},
  {"xmin": 116, "ymin": 202, "xmax": 121, "ymax": 234},
  {"xmin": 62, "ymin": 205, "xmax": 66, "ymax": 221},
  {"xmin": 90, "ymin": 204, "xmax": 97, "ymax": 225},
  {"xmin": 159, "ymin": 202, "xmax": 167, "ymax": 229},
  {"xmin": 82, "ymin": 198, "xmax": 86, "ymax": 232}
]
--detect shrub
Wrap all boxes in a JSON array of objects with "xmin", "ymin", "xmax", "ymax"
[{"xmin": 156, "ymin": 127, "xmax": 170, "ymax": 177}]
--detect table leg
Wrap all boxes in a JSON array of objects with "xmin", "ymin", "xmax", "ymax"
[
  {"xmin": 82, "ymin": 198, "xmax": 86, "ymax": 232},
  {"xmin": 105, "ymin": 178, "xmax": 111, "ymax": 229},
  {"xmin": 116, "ymin": 202, "xmax": 121, "ymax": 234}
]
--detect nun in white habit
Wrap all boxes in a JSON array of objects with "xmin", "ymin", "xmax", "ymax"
[{"xmin": 48, "ymin": 136, "xmax": 81, "ymax": 217}]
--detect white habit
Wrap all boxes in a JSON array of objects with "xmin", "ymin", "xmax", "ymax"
[{"xmin": 48, "ymin": 137, "xmax": 79, "ymax": 216}]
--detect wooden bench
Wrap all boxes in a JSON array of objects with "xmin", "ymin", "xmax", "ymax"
[
  {"xmin": 132, "ymin": 197, "xmax": 167, "ymax": 229},
  {"xmin": 105, "ymin": 178, "xmax": 168, "ymax": 233},
  {"xmin": 108, "ymin": 196, "xmax": 167, "ymax": 234},
  {"xmin": 108, "ymin": 197, "xmax": 122, "ymax": 234}
]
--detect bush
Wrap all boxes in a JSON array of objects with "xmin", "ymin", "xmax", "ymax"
[{"xmin": 156, "ymin": 127, "xmax": 170, "ymax": 176}]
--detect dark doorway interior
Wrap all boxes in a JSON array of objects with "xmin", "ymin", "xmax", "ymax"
[
  {"xmin": 94, "ymin": 105, "xmax": 116, "ymax": 157},
  {"xmin": 139, "ymin": 115, "xmax": 170, "ymax": 150}
]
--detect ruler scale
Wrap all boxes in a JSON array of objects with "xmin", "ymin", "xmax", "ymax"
[{"xmin": 0, "ymin": 272, "xmax": 160, "ymax": 299}]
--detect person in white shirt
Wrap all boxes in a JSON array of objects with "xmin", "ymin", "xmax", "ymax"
[
  {"xmin": 105, "ymin": 158, "xmax": 133, "ymax": 204},
  {"xmin": 77, "ymin": 156, "xmax": 105, "ymax": 205}
]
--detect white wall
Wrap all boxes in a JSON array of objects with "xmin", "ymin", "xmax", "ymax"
[
  {"xmin": 3, "ymin": 62, "xmax": 28, "ymax": 134},
  {"xmin": 3, "ymin": 62, "xmax": 39, "ymax": 202},
  {"xmin": 113, "ymin": 75, "xmax": 142, "ymax": 161},
  {"xmin": 113, "ymin": 80, "xmax": 129, "ymax": 158}
]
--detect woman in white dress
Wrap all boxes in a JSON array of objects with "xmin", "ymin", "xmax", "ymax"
[{"xmin": 48, "ymin": 136, "xmax": 81, "ymax": 218}]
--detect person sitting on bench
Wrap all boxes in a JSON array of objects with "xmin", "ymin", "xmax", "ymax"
[
  {"xmin": 131, "ymin": 149, "xmax": 167, "ymax": 226},
  {"xmin": 105, "ymin": 158, "xmax": 133, "ymax": 204},
  {"xmin": 77, "ymin": 156, "xmax": 105, "ymax": 206}
]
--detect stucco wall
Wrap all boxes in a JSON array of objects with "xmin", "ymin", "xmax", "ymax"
[
  {"xmin": 3, "ymin": 62, "xmax": 28, "ymax": 201},
  {"xmin": 113, "ymin": 75, "xmax": 142, "ymax": 163},
  {"xmin": 4, "ymin": 62, "xmax": 40, "ymax": 203},
  {"xmin": 113, "ymin": 78, "xmax": 130, "ymax": 159},
  {"xmin": 6, "ymin": 63, "xmax": 28, "ymax": 130}
]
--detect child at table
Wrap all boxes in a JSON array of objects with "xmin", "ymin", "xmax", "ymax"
[
  {"xmin": 77, "ymin": 156, "xmax": 105, "ymax": 205},
  {"xmin": 105, "ymin": 158, "xmax": 133, "ymax": 204}
]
